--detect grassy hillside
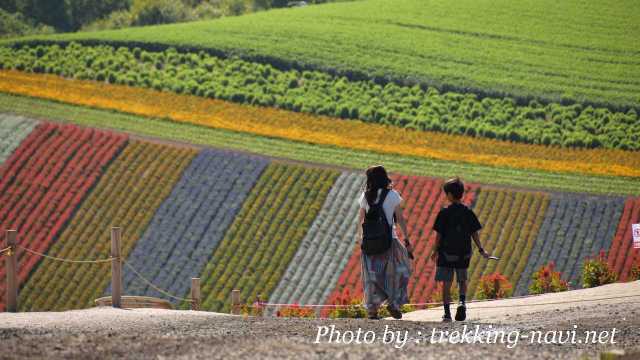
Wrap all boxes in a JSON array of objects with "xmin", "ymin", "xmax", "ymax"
[{"xmin": 4, "ymin": 0, "xmax": 639, "ymax": 109}]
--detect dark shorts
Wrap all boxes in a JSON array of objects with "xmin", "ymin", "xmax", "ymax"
[{"xmin": 435, "ymin": 267, "xmax": 468, "ymax": 282}]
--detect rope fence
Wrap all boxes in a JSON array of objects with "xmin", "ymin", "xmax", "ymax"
[
  {"xmin": 248, "ymin": 292, "xmax": 640, "ymax": 312},
  {"xmin": 123, "ymin": 260, "xmax": 194, "ymax": 303},
  {"xmin": 0, "ymin": 246, "xmax": 11, "ymax": 256},
  {"xmin": 3, "ymin": 228, "xmax": 639, "ymax": 317},
  {"xmin": 17, "ymin": 245, "xmax": 115, "ymax": 264},
  {"xmin": 2, "ymin": 228, "xmax": 201, "ymax": 312}
]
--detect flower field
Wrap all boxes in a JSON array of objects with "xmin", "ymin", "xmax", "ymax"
[
  {"xmin": 1, "ymin": 71, "xmax": 639, "ymax": 183},
  {"xmin": 514, "ymin": 194, "xmax": 625, "ymax": 295},
  {"xmin": 117, "ymin": 149, "xmax": 268, "ymax": 304},
  {"xmin": 0, "ymin": 122, "xmax": 127, "ymax": 311},
  {"xmin": 198, "ymin": 163, "xmax": 338, "ymax": 312},
  {"xmin": 3, "ymin": 94, "xmax": 638, "ymax": 197},
  {"xmin": 322, "ymin": 175, "xmax": 478, "ymax": 313},
  {"xmin": 467, "ymin": 189, "xmax": 549, "ymax": 299},
  {"xmin": 267, "ymin": 172, "xmax": 364, "ymax": 310},
  {"xmin": 607, "ymin": 197, "xmax": 640, "ymax": 282},
  {"xmin": 18, "ymin": 140, "xmax": 196, "ymax": 311},
  {"xmin": 0, "ymin": 115, "xmax": 636, "ymax": 313},
  {"xmin": 1, "ymin": 43, "xmax": 638, "ymax": 150},
  {"xmin": 0, "ymin": 114, "xmax": 37, "ymax": 165}
]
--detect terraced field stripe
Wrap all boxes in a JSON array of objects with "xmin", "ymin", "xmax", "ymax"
[
  {"xmin": 267, "ymin": 172, "xmax": 364, "ymax": 310},
  {"xmin": 116, "ymin": 149, "xmax": 268, "ymax": 304},
  {"xmin": 18, "ymin": 141, "xmax": 196, "ymax": 311},
  {"xmin": 607, "ymin": 197, "xmax": 640, "ymax": 281},
  {"xmin": 0, "ymin": 114, "xmax": 38, "ymax": 165},
  {"xmin": 1, "ymin": 70, "xmax": 639, "ymax": 181},
  {"xmin": 467, "ymin": 188, "xmax": 549, "ymax": 299},
  {"xmin": 0, "ymin": 122, "xmax": 127, "ymax": 311},
  {"xmin": 322, "ymin": 175, "xmax": 478, "ymax": 314},
  {"xmin": 198, "ymin": 163, "xmax": 338, "ymax": 312},
  {"xmin": 515, "ymin": 193, "xmax": 625, "ymax": 295},
  {"xmin": 1, "ymin": 93, "xmax": 638, "ymax": 197}
]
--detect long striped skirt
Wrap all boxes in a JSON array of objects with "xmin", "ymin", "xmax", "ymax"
[{"xmin": 361, "ymin": 237, "xmax": 412, "ymax": 311}]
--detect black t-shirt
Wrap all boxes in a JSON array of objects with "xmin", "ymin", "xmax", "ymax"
[{"xmin": 433, "ymin": 203, "xmax": 482, "ymax": 268}]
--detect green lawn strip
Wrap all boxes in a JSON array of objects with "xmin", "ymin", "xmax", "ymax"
[{"xmin": 0, "ymin": 92, "xmax": 636, "ymax": 196}]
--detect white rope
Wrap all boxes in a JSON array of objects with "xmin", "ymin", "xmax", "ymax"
[{"xmin": 123, "ymin": 260, "xmax": 193, "ymax": 303}]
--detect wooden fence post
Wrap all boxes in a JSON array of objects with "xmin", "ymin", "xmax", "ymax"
[
  {"xmin": 111, "ymin": 227, "xmax": 122, "ymax": 308},
  {"xmin": 5, "ymin": 230, "xmax": 17, "ymax": 312},
  {"xmin": 191, "ymin": 278, "xmax": 200, "ymax": 311},
  {"xmin": 231, "ymin": 289, "xmax": 240, "ymax": 315}
]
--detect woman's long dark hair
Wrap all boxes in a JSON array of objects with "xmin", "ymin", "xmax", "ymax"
[{"xmin": 365, "ymin": 165, "xmax": 392, "ymax": 205}]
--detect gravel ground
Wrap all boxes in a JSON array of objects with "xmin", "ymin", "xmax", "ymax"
[{"xmin": 1, "ymin": 283, "xmax": 639, "ymax": 360}]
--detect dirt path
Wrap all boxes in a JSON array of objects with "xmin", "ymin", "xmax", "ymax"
[
  {"xmin": 401, "ymin": 281, "xmax": 640, "ymax": 323},
  {"xmin": 1, "ymin": 282, "xmax": 639, "ymax": 359}
]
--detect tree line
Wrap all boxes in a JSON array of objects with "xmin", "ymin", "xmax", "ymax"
[{"xmin": 0, "ymin": 0, "xmax": 334, "ymax": 36}]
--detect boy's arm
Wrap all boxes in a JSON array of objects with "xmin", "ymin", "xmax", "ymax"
[
  {"xmin": 429, "ymin": 233, "xmax": 441, "ymax": 261},
  {"xmin": 471, "ymin": 231, "xmax": 489, "ymax": 258}
]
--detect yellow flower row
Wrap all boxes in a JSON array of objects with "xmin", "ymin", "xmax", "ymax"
[{"xmin": 1, "ymin": 70, "xmax": 638, "ymax": 178}]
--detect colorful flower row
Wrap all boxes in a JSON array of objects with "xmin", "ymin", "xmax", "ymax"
[
  {"xmin": 1, "ymin": 122, "xmax": 126, "ymax": 311},
  {"xmin": 1, "ymin": 43, "xmax": 638, "ymax": 151},
  {"xmin": 1, "ymin": 70, "xmax": 638, "ymax": 180},
  {"xmin": 267, "ymin": 172, "xmax": 364, "ymax": 311},
  {"xmin": 198, "ymin": 163, "xmax": 338, "ymax": 312},
  {"xmin": 116, "ymin": 149, "xmax": 268, "ymax": 304},
  {"xmin": 468, "ymin": 189, "xmax": 549, "ymax": 298},
  {"xmin": 607, "ymin": 197, "xmax": 640, "ymax": 282},
  {"xmin": 18, "ymin": 141, "xmax": 195, "ymax": 311},
  {"xmin": 514, "ymin": 193, "xmax": 624, "ymax": 295}
]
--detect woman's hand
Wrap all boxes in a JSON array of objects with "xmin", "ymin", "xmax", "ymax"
[{"xmin": 404, "ymin": 239, "xmax": 413, "ymax": 253}]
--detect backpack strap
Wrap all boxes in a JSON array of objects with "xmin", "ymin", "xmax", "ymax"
[{"xmin": 370, "ymin": 189, "xmax": 391, "ymax": 226}]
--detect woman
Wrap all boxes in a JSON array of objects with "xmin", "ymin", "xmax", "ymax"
[{"xmin": 358, "ymin": 165, "xmax": 413, "ymax": 319}]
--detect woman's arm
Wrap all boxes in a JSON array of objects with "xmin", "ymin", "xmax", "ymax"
[
  {"xmin": 357, "ymin": 208, "xmax": 365, "ymax": 241},
  {"xmin": 394, "ymin": 205, "xmax": 413, "ymax": 253}
]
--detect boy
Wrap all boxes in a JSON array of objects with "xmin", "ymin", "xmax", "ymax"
[{"xmin": 430, "ymin": 177, "xmax": 489, "ymax": 322}]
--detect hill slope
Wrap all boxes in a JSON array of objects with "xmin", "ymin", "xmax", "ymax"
[{"xmin": 4, "ymin": 0, "xmax": 639, "ymax": 109}]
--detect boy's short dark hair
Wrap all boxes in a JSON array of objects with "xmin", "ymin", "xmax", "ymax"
[{"xmin": 443, "ymin": 177, "xmax": 464, "ymax": 200}]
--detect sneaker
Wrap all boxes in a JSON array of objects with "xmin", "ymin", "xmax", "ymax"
[
  {"xmin": 442, "ymin": 314, "xmax": 453, "ymax": 323},
  {"xmin": 387, "ymin": 305, "xmax": 402, "ymax": 320},
  {"xmin": 455, "ymin": 304, "xmax": 466, "ymax": 321},
  {"xmin": 368, "ymin": 312, "xmax": 381, "ymax": 320}
]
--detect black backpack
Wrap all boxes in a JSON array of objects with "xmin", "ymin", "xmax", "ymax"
[{"xmin": 361, "ymin": 189, "xmax": 392, "ymax": 255}]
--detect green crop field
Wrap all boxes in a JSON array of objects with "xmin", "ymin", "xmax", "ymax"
[{"xmin": 4, "ymin": 0, "xmax": 639, "ymax": 110}]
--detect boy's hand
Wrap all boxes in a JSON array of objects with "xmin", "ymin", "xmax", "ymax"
[
  {"xmin": 429, "ymin": 250, "xmax": 438, "ymax": 262},
  {"xmin": 479, "ymin": 248, "xmax": 490, "ymax": 259}
]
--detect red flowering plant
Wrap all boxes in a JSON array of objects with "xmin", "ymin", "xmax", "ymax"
[
  {"xmin": 477, "ymin": 272, "xmax": 512, "ymax": 300},
  {"xmin": 328, "ymin": 288, "xmax": 367, "ymax": 319},
  {"xmin": 629, "ymin": 258, "xmax": 640, "ymax": 281},
  {"xmin": 529, "ymin": 262, "xmax": 569, "ymax": 294},
  {"xmin": 276, "ymin": 303, "xmax": 316, "ymax": 318},
  {"xmin": 582, "ymin": 250, "xmax": 618, "ymax": 288}
]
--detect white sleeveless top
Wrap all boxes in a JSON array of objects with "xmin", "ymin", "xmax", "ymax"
[{"xmin": 358, "ymin": 189, "xmax": 403, "ymax": 238}]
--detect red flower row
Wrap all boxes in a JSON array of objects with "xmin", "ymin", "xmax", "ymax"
[{"xmin": 0, "ymin": 122, "xmax": 126, "ymax": 311}]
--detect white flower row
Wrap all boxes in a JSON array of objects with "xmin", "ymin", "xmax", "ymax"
[
  {"xmin": 267, "ymin": 171, "xmax": 365, "ymax": 310},
  {"xmin": 0, "ymin": 114, "xmax": 38, "ymax": 165},
  {"xmin": 513, "ymin": 193, "xmax": 625, "ymax": 295}
]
